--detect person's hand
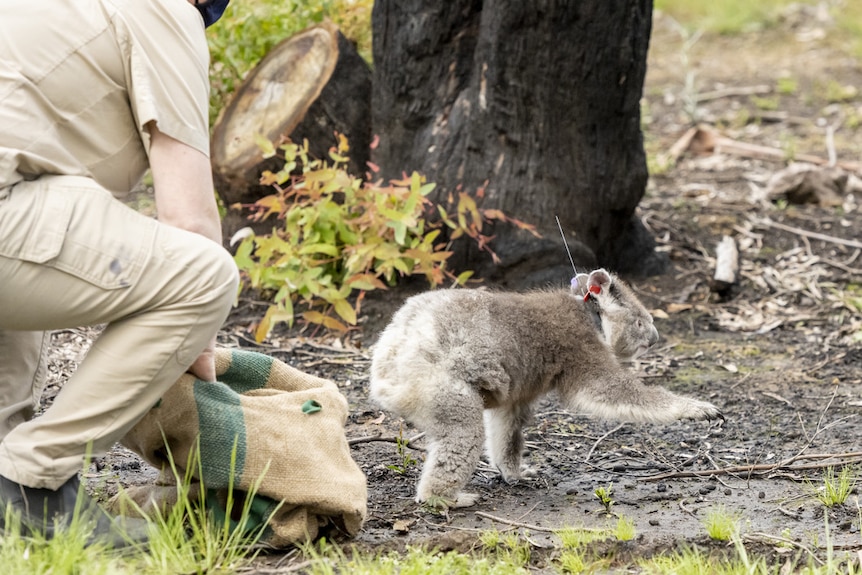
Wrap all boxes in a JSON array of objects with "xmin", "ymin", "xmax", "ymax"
[{"xmin": 187, "ymin": 337, "xmax": 217, "ymax": 382}]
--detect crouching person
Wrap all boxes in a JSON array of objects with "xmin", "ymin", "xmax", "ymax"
[{"xmin": 0, "ymin": 0, "xmax": 238, "ymax": 547}]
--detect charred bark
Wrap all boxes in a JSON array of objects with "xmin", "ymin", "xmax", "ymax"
[{"xmin": 371, "ymin": 0, "xmax": 665, "ymax": 285}]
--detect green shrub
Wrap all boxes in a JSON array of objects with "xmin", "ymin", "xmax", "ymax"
[{"xmin": 233, "ymin": 137, "xmax": 537, "ymax": 338}]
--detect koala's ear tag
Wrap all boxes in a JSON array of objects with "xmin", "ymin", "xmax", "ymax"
[{"xmin": 584, "ymin": 284, "xmax": 601, "ymax": 302}]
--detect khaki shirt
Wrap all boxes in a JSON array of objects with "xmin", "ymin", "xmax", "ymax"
[{"xmin": 0, "ymin": 0, "xmax": 210, "ymax": 196}]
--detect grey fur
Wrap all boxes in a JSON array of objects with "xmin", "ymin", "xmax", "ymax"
[{"xmin": 369, "ymin": 269, "xmax": 722, "ymax": 508}]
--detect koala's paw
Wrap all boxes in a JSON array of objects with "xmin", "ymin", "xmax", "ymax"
[
  {"xmin": 520, "ymin": 465, "xmax": 538, "ymax": 479},
  {"xmin": 418, "ymin": 492, "xmax": 481, "ymax": 510},
  {"xmin": 683, "ymin": 399, "xmax": 725, "ymax": 422}
]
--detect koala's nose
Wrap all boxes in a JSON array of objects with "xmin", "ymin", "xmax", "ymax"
[{"xmin": 648, "ymin": 325, "xmax": 659, "ymax": 346}]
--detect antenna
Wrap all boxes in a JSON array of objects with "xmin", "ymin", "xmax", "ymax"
[{"xmin": 555, "ymin": 216, "xmax": 577, "ymax": 275}]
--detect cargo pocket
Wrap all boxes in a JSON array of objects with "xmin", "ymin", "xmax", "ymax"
[
  {"xmin": 0, "ymin": 176, "xmax": 154, "ymax": 290},
  {"xmin": 0, "ymin": 182, "xmax": 72, "ymax": 264}
]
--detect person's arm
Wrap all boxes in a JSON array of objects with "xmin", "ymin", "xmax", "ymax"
[{"xmin": 147, "ymin": 121, "xmax": 223, "ymax": 381}]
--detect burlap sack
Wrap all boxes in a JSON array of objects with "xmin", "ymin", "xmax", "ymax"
[{"xmin": 118, "ymin": 348, "xmax": 367, "ymax": 547}]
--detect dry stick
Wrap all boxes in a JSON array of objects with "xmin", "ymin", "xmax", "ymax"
[
  {"xmin": 474, "ymin": 511, "xmax": 604, "ymax": 534},
  {"xmin": 348, "ymin": 432, "xmax": 426, "ymax": 451},
  {"xmin": 584, "ymin": 423, "xmax": 625, "ymax": 462},
  {"xmin": 756, "ymin": 218, "xmax": 862, "ymax": 250},
  {"xmin": 695, "ymin": 84, "xmax": 772, "ymax": 103},
  {"xmin": 641, "ymin": 454, "xmax": 862, "ymax": 482}
]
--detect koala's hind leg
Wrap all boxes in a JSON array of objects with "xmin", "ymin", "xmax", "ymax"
[
  {"xmin": 415, "ymin": 385, "xmax": 485, "ymax": 508},
  {"xmin": 484, "ymin": 403, "xmax": 536, "ymax": 483}
]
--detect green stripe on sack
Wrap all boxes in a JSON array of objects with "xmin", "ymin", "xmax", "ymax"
[
  {"xmin": 194, "ymin": 380, "xmax": 247, "ymax": 488},
  {"xmin": 221, "ymin": 350, "xmax": 273, "ymax": 393}
]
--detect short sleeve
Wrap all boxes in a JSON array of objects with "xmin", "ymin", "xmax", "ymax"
[{"xmin": 111, "ymin": 0, "xmax": 211, "ymax": 156}]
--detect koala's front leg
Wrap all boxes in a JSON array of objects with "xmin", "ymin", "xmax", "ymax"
[
  {"xmin": 484, "ymin": 403, "xmax": 536, "ymax": 483},
  {"xmin": 571, "ymin": 371, "xmax": 724, "ymax": 424}
]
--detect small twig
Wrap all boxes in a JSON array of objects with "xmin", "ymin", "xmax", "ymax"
[
  {"xmin": 678, "ymin": 498, "xmax": 696, "ymax": 517},
  {"xmin": 755, "ymin": 218, "xmax": 862, "ymax": 250},
  {"xmin": 516, "ymin": 502, "xmax": 541, "ymax": 523},
  {"xmin": 695, "ymin": 84, "xmax": 772, "ymax": 103},
  {"xmin": 584, "ymin": 423, "xmax": 625, "ymax": 462},
  {"xmin": 475, "ymin": 511, "xmax": 602, "ymax": 534},
  {"xmin": 641, "ymin": 452, "xmax": 862, "ymax": 482},
  {"xmin": 775, "ymin": 503, "xmax": 802, "ymax": 520},
  {"xmin": 348, "ymin": 432, "xmax": 426, "ymax": 451},
  {"xmin": 820, "ymin": 257, "xmax": 862, "ymax": 276}
]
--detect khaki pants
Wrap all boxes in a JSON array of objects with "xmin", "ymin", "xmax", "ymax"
[{"xmin": 0, "ymin": 176, "xmax": 239, "ymax": 489}]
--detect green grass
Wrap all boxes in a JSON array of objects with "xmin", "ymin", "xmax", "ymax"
[
  {"xmin": 656, "ymin": 0, "xmax": 862, "ymax": 58},
  {"xmin": 7, "ymin": 504, "xmax": 862, "ymax": 574},
  {"xmin": 655, "ymin": 0, "xmax": 810, "ymax": 34},
  {"xmin": 0, "ymin": 444, "xmax": 273, "ymax": 575},
  {"xmin": 614, "ymin": 515, "xmax": 637, "ymax": 541},
  {"xmin": 703, "ymin": 505, "xmax": 741, "ymax": 541},
  {"xmin": 810, "ymin": 465, "xmax": 856, "ymax": 508}
]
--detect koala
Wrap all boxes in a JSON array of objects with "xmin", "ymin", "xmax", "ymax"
[{"xmin": 369, "ymin": 268, "xmax": 723, "ymax": 508}]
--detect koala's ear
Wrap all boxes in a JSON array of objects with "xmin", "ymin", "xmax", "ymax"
[
  {"xmin": 572, "ymin": 273, "xmax": 589, "ymax": 295},
  {"xmin": 587, "ymin": 268, "xmax": 612, "ymax": 295}
]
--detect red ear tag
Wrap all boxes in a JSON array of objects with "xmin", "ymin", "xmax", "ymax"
[{"xmin": 584, "ymin": 285, "xmax": 601, "ymax": 302}]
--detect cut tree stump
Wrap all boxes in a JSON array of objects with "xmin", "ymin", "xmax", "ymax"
[{"xmin": 212, "ymin": 21, "xmax": 372, "ymax": 244}]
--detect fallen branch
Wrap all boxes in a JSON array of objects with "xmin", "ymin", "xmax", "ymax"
[
  {"xmin": 677, "ymin": 124, "xmax": 862, "ymax": 173},
  {"xmin": 695, "ymin": 84, "xmax": 772, "ymax": 103},
  {"xmin": 641, "ymin": 452, "xmax": 862, "ymax": 482},
  {"xmin": 475, "ymin": 511, "xmax": 604, "ymax": 534},
  {"xmin": 348, "ymin": 432, "xmax": 426, "ymax": 451},
  {"xmin": 755, "ymin": 218, "xmax": 862, "ymax": 250}
]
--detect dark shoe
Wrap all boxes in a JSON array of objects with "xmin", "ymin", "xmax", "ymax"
[{"xmin": 0, "ymin": 474, "xmax": 149, "ymax": 548}]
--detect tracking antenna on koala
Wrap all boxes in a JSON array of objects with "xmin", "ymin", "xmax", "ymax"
[{"xmin": 555, "ymin": 216, "xmax": 579, "ymax": 286}]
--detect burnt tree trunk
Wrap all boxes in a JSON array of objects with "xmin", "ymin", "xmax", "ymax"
[{"xmin": 371, "ymin": 0, "xmax": 665, "ymax": 286}]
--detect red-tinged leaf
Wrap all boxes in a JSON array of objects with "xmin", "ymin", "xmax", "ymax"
[
  {"xmin": 482, "ymin": 209, "xmax": 508, "ymax": 221},
  {"xmin": 347, "ymin": 274, "xmax": 387, "ymax": 290},
  {"xmin": 370, "ymin": 134, "xmax": 380, "ymax": 150},
  {"xmin": 301, "ymin": 311, "xmax": 349, "ymax": 332},
  {"xmin": 450, "ymin": 228, "xmax": 464, "ymax": 240},
  {"xmin": 367, "ymin": 161, "xmax": 380, "ymax": 173},
  {"xmin": 302, "ymin": 310, "xmax": 326, "ymax": 324},
  {"xmin": 511, "ymin": 217, "xmax": 542, "ymax": 237},
  {"xmin": 428, "ymin": 250, "xmax": 453, "ymax": 262}
]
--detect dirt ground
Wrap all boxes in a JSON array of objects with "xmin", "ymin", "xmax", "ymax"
[{"xmin": 47, "ymin": 6, "xmax": 861, "ymax": 570}]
